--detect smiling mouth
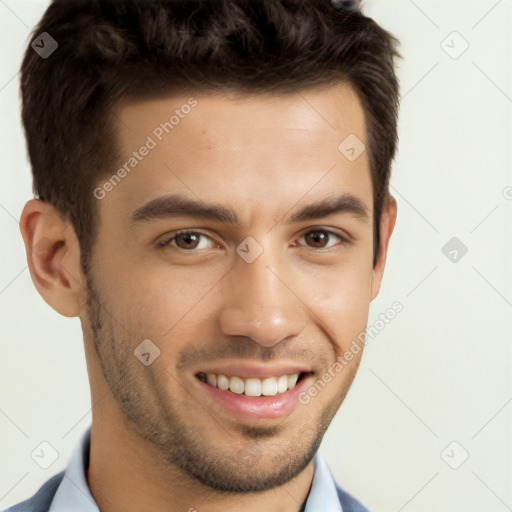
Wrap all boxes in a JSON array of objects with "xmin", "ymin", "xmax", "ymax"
[{"xmin": 196, "ymin": 372, "xmax": 311, "ymax": 397}]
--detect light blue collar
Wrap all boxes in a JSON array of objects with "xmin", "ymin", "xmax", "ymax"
[{"xmin": 49, "ymin": 427, "xmax": 97, "ymax": 512}]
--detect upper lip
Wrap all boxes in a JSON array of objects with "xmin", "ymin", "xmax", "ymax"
[{"xmin": 196, "ymin": 363, "xmax": 312, "ymax": 379}]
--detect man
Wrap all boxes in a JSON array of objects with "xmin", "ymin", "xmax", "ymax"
[{"xmin": 7, "ymin": 0, "xmax": 399, "ymax": 510}]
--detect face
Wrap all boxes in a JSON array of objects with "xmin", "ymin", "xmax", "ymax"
[{"xmin": 85, "ymin": 84, "xmax": 382, "ymax": 492}]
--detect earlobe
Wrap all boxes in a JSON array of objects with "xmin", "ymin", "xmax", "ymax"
[
  {"xmin": 19, "ymin": 199, "xmax": 86, "ymax": 317},
  {"xmin": 370, "ymin": 195, "xmax": 397, "ymax": 300}
]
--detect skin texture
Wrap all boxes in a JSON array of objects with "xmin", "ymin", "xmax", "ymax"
[{"xmin": 20, "ymin": 83, "xmax": 397, "ymax": 512}]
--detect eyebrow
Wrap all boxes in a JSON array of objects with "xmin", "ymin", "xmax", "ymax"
[{"xmin": 129, "ymin": 192, "xmax": 370, "ymax": 226}]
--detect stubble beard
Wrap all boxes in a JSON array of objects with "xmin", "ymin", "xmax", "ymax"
[{"xmin": 84, "ymin": 273, "xmax": 357, "ymax": 493}]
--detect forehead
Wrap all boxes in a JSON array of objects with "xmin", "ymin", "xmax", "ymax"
[
  {"xmin": 104, "ymin": 84, "xmax": 371, "ymax": 224},
  {"xmin": 117, "ymin": 84, "xmax": 366, "ymax": 146}
]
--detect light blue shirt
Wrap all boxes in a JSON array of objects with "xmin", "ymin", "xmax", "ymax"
[{"xmin": 48, "ymin": 426, "xmax": 344, "ymax": 512}]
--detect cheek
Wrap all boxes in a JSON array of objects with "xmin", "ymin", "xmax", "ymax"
[
  {"xmin": 112, "ymin": 265, "xmax": 218, "ymax": 341},
  {"xmin": 306, "ymin": 263, "xmax": 372, "ymax": 354},
  {"xmin": 95, "ymin": 232, "xmax": 373, "ymax": 352}
]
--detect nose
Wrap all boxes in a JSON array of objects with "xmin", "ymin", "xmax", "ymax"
[{"xmin": 217, "ymin": 246, "xmax": 307, "ymax": 348}]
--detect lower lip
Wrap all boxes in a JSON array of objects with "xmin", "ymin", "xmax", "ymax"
[{"xmin": 197, "ymin": 375, "xmax": 311, "ymax": 420}]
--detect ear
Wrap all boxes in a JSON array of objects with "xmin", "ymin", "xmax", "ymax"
[
  {"xmin": 371, "ymin": 195, "xmax": 397, "ymax": 300},
  {"xmin": 19, "ymin": 199, "xmax": 87, "ymax": 317}
]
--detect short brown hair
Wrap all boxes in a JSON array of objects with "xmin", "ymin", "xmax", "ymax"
[{"xmin": 20, "ymin": 0, "xmax": 400, "ymax": 272}]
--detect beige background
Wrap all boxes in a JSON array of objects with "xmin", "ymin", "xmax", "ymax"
[{"xmin": 1, "ymin": 1, "xmax": 511, "ymax": 510}]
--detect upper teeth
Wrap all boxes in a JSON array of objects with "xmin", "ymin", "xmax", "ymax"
[{"xmin": 202, "ymin": 373, "xmax": 300, "ymax": 396}]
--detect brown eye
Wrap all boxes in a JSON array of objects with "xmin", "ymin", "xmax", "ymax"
[
  {"xmin": 301, "ymin": 230, "xmax": 347, "ymax": 250},
  {"xmin": 175, "ymin": 232, "xmax": 201, "ymax": 250},
  {"xmin": 305, "ymin": 231, "xmax": 330, "ymax": 248},
  {"xmin": 159, "ymin": 231, "xmax": 214, "ymax": 251}
]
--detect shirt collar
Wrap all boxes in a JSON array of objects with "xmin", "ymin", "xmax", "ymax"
[
  {"xmin": 304, "ymin": 453, "xmax": 343, "ymax": 512},
  {"xmin": 50, "ymin": 426, "xmax": 342, "ymax": 512},
  {"xmin": 49, "ymin": 426, "xmax": 98, "ymax": 512}
]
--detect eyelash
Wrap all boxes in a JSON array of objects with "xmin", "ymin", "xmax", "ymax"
[{"xmin": 158, "ymin": 229, "xmax": 351, "ymax": 252}]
